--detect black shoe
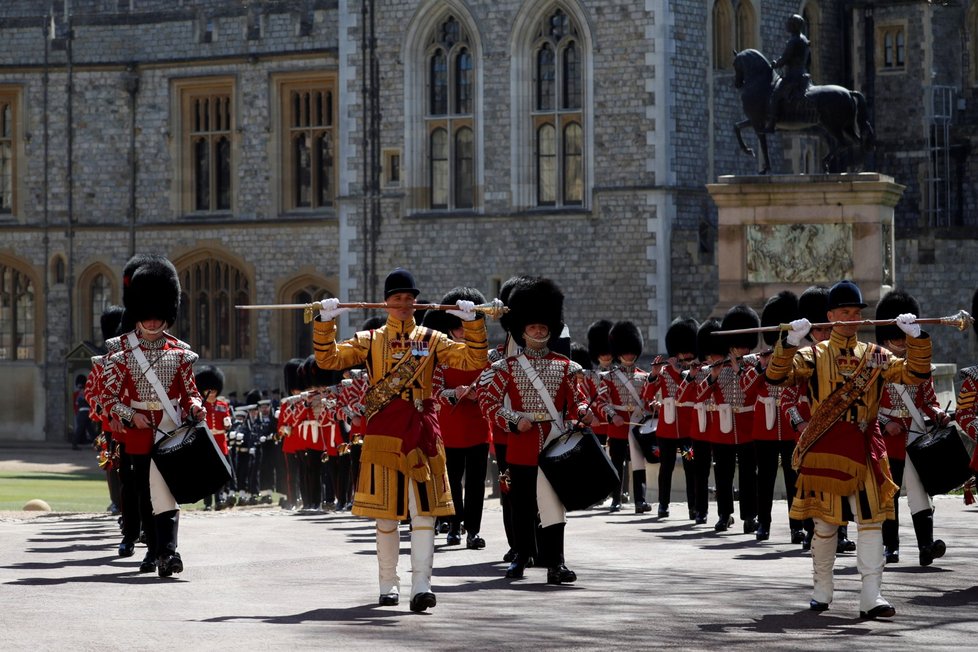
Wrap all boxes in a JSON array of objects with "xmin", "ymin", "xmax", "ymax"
[
  {"xmin": 609, "ymin": 501, "xmax": 622, "ymax": 513},
  {"xmin": 755, "ymin": 524, "xmax": 770, "ymax": 541},
  {"xmin": 743, "ymin": 518, "xmax": 759, "ymax": 534},
  {"xmin": 801, "ymin": 533, "xmax": 813, "ymax": 551},
  {"xmin": 505, "ymin": 556, "xmax": 526, "ymax": 579},
  {"xmin": 790, "ymin": 529, "xmax": 806, "ymax": 545},
  {"xmin": 657, "ymin": 505, "xmax": 670, "ymax": 518},
  {"xmin": 695, "ymin": 514, "xmax": 708, "ymax": 525},
  {"xmin": 635, "ymin": 502, "xmax": 652, "ymax": 514},
  {"xmin": 809, "ymin": 599, "xmax": 829, "ymax": 612},
  {"xmin": 546, "ymin": 564, "xmax": 577, "ymax": 585},
  {"xmin": 378, "ymin": 592, "xmax": 399, "ymax": 606},
  {"xmin": 919, "ymin": 539, "xmax": 946, "ymax": 566},
  {"xmin": 502, "ymin": 548, "xmax": 516, "ymax": 563},
  {"xmin": 837, "ymin": 538, "xmax": 856, "ymax": 554},
  {"xmin": 885, "ymin": 548, "xmax": 900, "ymax": 564},
  {"xmin": 138, "ymin": 554, "xmax": 156, "ymax": 573},
  {"xmin": 714, "ymin": 515, "xmax": 733, "ymax": 532},
  {"xmin": 860, "ymin": 604, "xmax": 896, "ymax": 620},
  {"xmin": 157, "ymin": 552, "xmax": 183, "ymax": 578},
  {"xmin": 118, "ymin": 541, "xmax": 136, "ymax": 558},
  {"xmin": 466, "ymin": 535, "xmax": 486, "ymax": 550},
  {"xmin": 437, "ymin": 521, "xmax": 451, "ymax": 534},
  {"xmin": 446, "ymin": 532, "xmax": 461, "ymax": 546},
  {"xmin": 409, "ymin": 591, "xmax": 437, "ymax": 613},
  {"xmin": 688, "ymin": 508, "xmax": 697, "ymax": 520}
]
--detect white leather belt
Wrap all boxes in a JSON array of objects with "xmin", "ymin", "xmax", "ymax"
[{"xmin": 130, "ymin": 399, "xmax": 178, "ymax": 411}]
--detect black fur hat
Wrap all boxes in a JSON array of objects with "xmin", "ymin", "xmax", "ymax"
[
  {"xmin": 875, "ymin": 290, "xmax": 921, "ymax": 344},
  {"xmin": 570, "ymin": 341, "xmax": 592, "ymax": 371},
  {"xmin": 119, "ymin": 254, "xmax": 157, "ymax": 334},
  {"xmin": 609, "ymin": 320, "xmax": 643, "ymax": 359},
  {"xmin": 284, "ymin": 358, "xmax": 305, "ymax": 394},
  {"xmin": 761, "ymin": 291, "xmax": 799, "ymax": 346},
  {"xmin": 798, "ymin": 285, "xmax": 830, "ymax": 325},
  {"xmin": 244, "ymin": 389, "xmax": 262, "ymax": 406},
  {"xmin": 498, "ymin": 275, "xmax": 535, "ymax": 335},
  {"xmin": 697, "ymin": 318, "xmax": 727, "ymax": 360},
  {"xmin": 424, "ymin": 286, "xmax": 487, "ymax": 334},
  {"xmin": 665, "ymin": 318, "xmax": 699, "ymax": 358},
  {"xmin": 507, "ymin": 277, "xmax": 564, "ymax": 348},
  {"xmin": 721, "ymin": 304, "xmax": 760, "ymax": 351},
  {"xmin": 99, "ymin": 305, "xmax": 125, "ymax": 343},
  {"xmin": 360, "ymin": 316, "xmax": 386, "ymax": 331},
  {"xmin": 586, "ymin": 319, "xmax": 613, "ymax": 365},
  {"xmin": 195, "ymin": 365, "xmax": 225, "ymax": 395},
  {"xmin": 303, "ymin": 355, "xmax": 341, "ymax": 388},
  {"xmin": 973, "ymin": 288, "xmax": 978, "ymax": 338},
  {"xmin": 124, "ymin": 256, "xmax": 180, "ymax": 326}
]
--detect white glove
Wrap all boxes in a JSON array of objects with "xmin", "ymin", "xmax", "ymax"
[
  {"xmin": 248, "ymin": 447, "xmax": 256, "ymax": 455},
  {"xmin": 259, "ymin": 436, "xmax": 267, "ymax": 443},
  {"xmin": 446, "ymin": 299, "xmax": 478, "ymax": 322},
  {"xmin": 895, "ymin": 313, "xmax": 921, "ymax": 338},
  {"xmin": 785, "ymin": 318, "xmax": 812, "ymax": 347},
  {"xmin": 319, "ymin": 297, "xmax": 349, "ymax": 322}
]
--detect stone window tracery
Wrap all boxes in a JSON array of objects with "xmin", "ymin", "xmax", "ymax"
[
  {"xmin": 0, "ymin": 87, "xmax": 19, "ymax": 216},
  {"xmin": 176, "ymin": 78, "xmax": 235, "ymax": 214},
  {"xmin": 176, "ymin": 256, "xmax": 250, "ymax": 360},
  {"xmin": 0, "ymin": 259, "xmax": 35, "ymax": 361},
  {"xmin": 278, "ymin": 75, "xmax": 337, "ymax": 212}
]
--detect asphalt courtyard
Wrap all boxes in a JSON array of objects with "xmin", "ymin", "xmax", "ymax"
[{"xmin": 1, "ymin": 445, "xmax": 977, "ymax": 651}]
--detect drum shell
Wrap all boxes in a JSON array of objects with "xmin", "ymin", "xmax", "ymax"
[
  {"xmin": 632, "ymin": 415, "xmax": 660, "ymax": 464},
  {"xmin": 152, "ymin": 423, "xmax": 233, "ymax": 504},
  {"xmin": 905, "ymin": 423, "xmax": 975, "ymax": 496},
  {"xmin": 539, "ymin": 429, "xmax": 620, "ymax": 511}
]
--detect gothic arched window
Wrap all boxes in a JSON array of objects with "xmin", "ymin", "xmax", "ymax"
[
  {"xmin": 712, "ymin": 0, "xmax": 734, "ymax": 70},
  {"xmin": 424, "ymin": 15, "xmax": 476, "ymax": 211},
  {"xmin": 0, "ymin": 260, "xmax": 35, "ymax": 361},
  {"xmin": 175, "ymin": 256, "xmax": 251, "ymax": 360}
]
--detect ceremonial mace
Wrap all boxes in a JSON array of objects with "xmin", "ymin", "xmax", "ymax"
[
  {"xmin": 236, "ymin": 301, "xmax": 509, "ymax": 323},
  {"xmin": 712, "ymin": 310, "xmax": 974, "ymax": 336}
]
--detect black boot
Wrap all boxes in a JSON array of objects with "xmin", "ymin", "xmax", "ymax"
[
  {"xmin": 911, "ymin": 509, "xmax": 946, "ymax": 567},
  {"xmin": 446, "ymin": 522, "xmax": 461, "ymax": 546},
  {"xmin": 632, "ymin": 470, "xmax": 651, "ymax": 514},
  {"xmin": 155, "ymin": 510, "xmax": 183, "ymax": 578},
  {"xmin": 836, "ymin": 526, "xmax": 855, "ymax": 553},
  {"xmin": 542, "ymin": 524, "xmax": 576, "ymax": 585}
]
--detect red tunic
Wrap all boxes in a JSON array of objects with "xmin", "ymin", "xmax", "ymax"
[
  {"xmin": 598, "ymin": 365, "xmax": 650, "ymax": 440},
  {"xmin": 477, "ymin": 350, "xmax": 587, "ymax": 467},
  {"xmin": 100, "ymin": 334, "xmax": 201, "ymax": 455},
  {"xmin": 877, "ymin": 378, "xmax": 941, "ymax": 461},
  {"xmin": 278, "ymin": 399, "xmax": 305, "ymax": 454},
  {"xmin": 204, "ymin": 398, "xmax": 232, "ymax": 455},
  {"xmin": 433, "ymin": 365, "xmax": 490, "ymax": 449},
  {"xmin": 954, "ymin": 368, "xmax": 978, "ymax": 471},
  {"xmin": 646, "ymin": 364, "xmax": 685, "ymax": 440}
]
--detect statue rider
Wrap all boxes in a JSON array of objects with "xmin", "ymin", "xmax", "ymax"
[{"xmin": 765, "ymin": 14, "xmax": 811, "ymax": 133}]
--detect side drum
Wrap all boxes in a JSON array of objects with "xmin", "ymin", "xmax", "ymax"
[{"xmin": 906, "ymin": 422, "xmax": 976, "ymax": 496}]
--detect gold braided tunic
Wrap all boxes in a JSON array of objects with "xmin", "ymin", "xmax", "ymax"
[
  {"xmin": 313, "ymin": 315, "xmax": 488, "ymax": 520},
  {"xmin": 766, "ymin": 330, "xmax": 932, "ymax": 525}
]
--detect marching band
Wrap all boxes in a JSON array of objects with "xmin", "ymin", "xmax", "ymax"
[{"xmin": 87, "ymin": 255, "xmax": 978, "ymax": 620}]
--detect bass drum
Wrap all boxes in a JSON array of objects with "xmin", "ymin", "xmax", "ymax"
[
  {"xmin": 632, "ymin": 414, "xmax": 660, "ymax": 463},
  {"xmin": 906, "ymin": 422, "xmax": 976, "ymax": 496},
  {"xmin": 152, "ymin": 422, "xmax": 233, "ymax": 504},
  {"xmin": 539, "ymin": 428, "xmax": 620, "ymax": 511}
]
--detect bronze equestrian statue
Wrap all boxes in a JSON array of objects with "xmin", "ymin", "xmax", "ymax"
[{"xmin": 733, "ymin": 15, "xmax": 874, "ymax": 174}]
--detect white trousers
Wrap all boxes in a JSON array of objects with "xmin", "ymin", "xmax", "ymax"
[
  {"xmin": 812, "ymin": 495, "xmax": 889, "ymax": 613},
  {"xmin": 149, "ymin": 411, "xmax": 180, "ymax": 515},
  {"xmin": 375, "ymin": 483, "xmax": 435, "ymax": 597}
]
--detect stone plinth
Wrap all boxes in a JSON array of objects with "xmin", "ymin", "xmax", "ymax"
[{"xmin": 706, "ymin": 173, "xmax": 905, "ymax": 315}]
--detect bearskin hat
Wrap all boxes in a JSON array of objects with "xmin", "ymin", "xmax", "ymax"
[
  {"xmin": 118, "ymin": 254, "xmax": 157, "ymax": 334},
  {"xmin": 303, "ymin": 355, "xmax": 341, "ymax": 388},
  {"xmin": 498, "ymin": 275, "xmax": 535, "ymax": 335},
  {"xmin": 665, "ymin": 318, "xmax": 699, "ymax": 358},
  {"xmin": 609, "ymin": 320, "xmax": 643, "ymax": 359},
  {"xmin": 570, "ymin": 341, "xmax": 592, "ymax": 371},
  {"xmin": 99, "ymin": 305, "xmax": 125, "ymax": 343},
  {"xmin": 586, "ymin": 319, "xmax": 613, "ymax": 365},
  {"xmin": 799, "ymin": 285, "xmax": 829, "ymax": 325},
  {"xmin": 124, "ymin": 255, "xmax": 180, "ymax": 326},
  {"xmin": 761, "ymin": 291, "xmax": 799, "ymax": 346},
  {"xmin": 973, "ymin": 287, "xmax": 978, "ymax": 337},
  {"xmin": 360, "ymin": 316, "xmax": 386, "ymax": 331},
  {"xmin": 721, "ymin": 304, "xmax": 760, "ymax": 352},
  {"xmin": 875, "ymin": 290, "xmax": 921, "ymax": 344},
  {"xmin": 283, "ymin": 358, "xmax": 305, "ymax": 394},
  {"xmin": 244, "ymin": 389, "xmax": 262, "ymax": 406},
  {"xmin": 424, "ymin": 286, "xmax": 487, "ymax": 334},
  {"xmin": 696, "ymin": 318, "xmax": 727, "ymax": 360},
  {"xmin": 507, "ymin": 277, "xmax": 564, "ymax": 348},
  {"xmin": 195, "ymin": 365, "xmax": 225, "ymax": 395}
]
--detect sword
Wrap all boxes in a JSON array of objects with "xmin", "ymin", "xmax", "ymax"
[
  {"xmin": 236, "ymin": 301, "xmax": 509, "ymax": 323},
  {"xmin": 712, "ymin": 310, "xmax": 974, "ymax": 335}
]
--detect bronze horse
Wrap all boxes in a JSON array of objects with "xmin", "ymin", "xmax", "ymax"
[{"xmin": 733, "ymin": 49, "xmax": 874, "ymax": 174}]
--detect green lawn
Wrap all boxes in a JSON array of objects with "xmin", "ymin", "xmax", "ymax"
[{"xmin": 0, "ymin": 471, "xmax": 116, "ymax": 513}]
